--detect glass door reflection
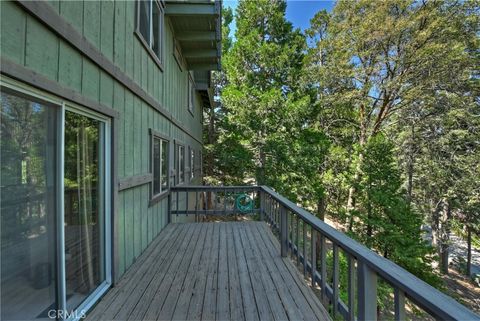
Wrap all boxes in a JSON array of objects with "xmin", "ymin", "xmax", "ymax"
[
  {"xmin": 0, "ymin": 90, "xmax": 58, "ymax": 320},
  {"xmin": 64, "ymin": 111, "xmax": 105, "ymax": 312}
]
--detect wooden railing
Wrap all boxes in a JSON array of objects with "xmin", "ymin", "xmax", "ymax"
[
  {"xmin": 169, "ymin": 185, "xmax": 480, "ymax": 321},
  {"xmin": 169, "ymin": 185, "xmax": 260, "ymax": 220}
]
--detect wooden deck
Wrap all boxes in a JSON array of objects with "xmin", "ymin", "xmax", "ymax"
[{"xmin": 87, "ymin": 222, "xmax": 330, "ymax": 321}]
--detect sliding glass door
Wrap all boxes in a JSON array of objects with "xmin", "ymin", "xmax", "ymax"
[
  {"xmin": 1, "ymin": 89, "xmax": 58, "ymax": 321},
  {"xmin": 64, "ymin": 111, "xmax": 106, "ymax": 312},
  {"xmin": 1, "ymin": 84, "xmax": 111, "ymax": 320}
]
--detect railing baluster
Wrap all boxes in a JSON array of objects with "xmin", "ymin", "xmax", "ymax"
[
  {"xmin": 202, "ymin": 191, "xmax": 206, "ymax": 215},
  {"xmin": 274, "ymin": 200, "xmax": 277, "ymax": 229},
  {"xmin": 272, "ymin": 200, "xmax": 275, "ymax": 227},
  {"xmin": 394, "ymin": 288, "xmax": 406, "ymax": 321},
  {"xmin": 233, "ymin": 189, "xmax": 237, "ymax": 215},
  {"xmin": 186, "ymin": 189, "xmax": 189, "ymax": 217},
  {"xmin": 280, "ymin": 206, "xmax": 288, "ymax": 257},
  {"xmin": 167, "ymin": 191, "xmax": 171, "ymax": 223},
  {"xmin": 275, "ymin": 202, "xmax": 279, "ymax": 231},
  {"xmin": 176, "ymin": 190, "xmax": 179, "ymax": 218},
  {"xmin": 311, "ymin": 228, "xmax": 316, "ymax": 288},
  {"xmin": 195, "ymin": 190, "xmax": 198, "ymax": 222},
  {"xmin": 273, "ymin": 201, "xmax": 277, "ymax": 230},
  {"xmin": 287, "ymin": 211, "xmax": 292, "ymax": 255},
  {"xmin": 358, "ymin": 261, "xmax": 377, "ymax": 321},
  {"xmin": 271, "ymin": 196, "xmax": 274, "ymax": 224},
  {"xmin": 320, "ymin": 235, "xmax": 327, "ymax": 304},
  {"xmin": 303, "ymin": 220, "xmax": 307, "ymax": 276},
  {"xmin": 296, "ymin": 216, "xmax": 300, "ymax": 266},
  {"xmin": 333, "ymin": 244, "xmax": 339, "ymax": 317},
  {"xmin": 277, "ymin": 202, "xmax": 280, "ymax": 232},
  {"xmin": 223, "ymin": 188, "xmax": 227, "ymax": 216},
  {"xmin": 267, "ymin": 195, "xmax": 271, "ymax": 223},
  {"xmin": 347, "ymin": 254, "xmax": 355, "ymax": 321},
  {"xmin": 259, "ymin": 190, "xmax": 264, "ymax": 221},
  {"xmin": 213, "ymin": 190, "xmax": 216, "ymax": 215}
]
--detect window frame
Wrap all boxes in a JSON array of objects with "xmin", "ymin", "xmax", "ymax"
[
  {"xmin": 135, "ymin": 0, "xmax": 165, "ymax": 71},
  {"xmin": 149, "ymin": 129, "xmax": 169, "ymax": 205}
]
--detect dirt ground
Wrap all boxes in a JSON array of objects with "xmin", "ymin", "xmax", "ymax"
[{"xmin": 442, "ymin": 268, "xmax": 480, "ymax": 314}]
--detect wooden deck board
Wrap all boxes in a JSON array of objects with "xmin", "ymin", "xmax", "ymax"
[{"xmin": 86, "ymin": 222, "xmax": 330, "ymax": 321}]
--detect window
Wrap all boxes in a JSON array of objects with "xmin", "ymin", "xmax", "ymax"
[
  {"xmin": 151, "ymin": 131, "xmax": 169, "ymax": 198},
  {"xmin": 136, "ymin": 0, "xmax": 164, "ymax": 66},
  {"xmin": 188, "ymin": 75, "xmax": 195, "ymax": 115},
  {"xmin": 173, "ymin": 38, "xmax": 185, "ymax": 71},
  {"xmin": 177, "ymin": 144, "xmax": 185, "ymax": 184}
]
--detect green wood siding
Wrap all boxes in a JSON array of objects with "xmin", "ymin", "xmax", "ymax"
[{"xmin": 0, "ymin": 0, "xmax": 206, "ymax": 281}]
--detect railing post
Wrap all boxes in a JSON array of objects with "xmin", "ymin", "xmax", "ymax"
[
  {"xmin": 280, "ymin": 205, "xmax": 288, "ymax": 257},
  {"xmin": 358, "ymin": 261, "xmax": 377, "ymax": 321}
]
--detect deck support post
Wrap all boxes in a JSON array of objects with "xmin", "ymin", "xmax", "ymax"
[
  {"xmin": 357, "ymin": 261, "xmax": 377, "ymax": 321},
  {"xmin": 280, "ymin": 206, "xmax": 288, "ymax": 257}
]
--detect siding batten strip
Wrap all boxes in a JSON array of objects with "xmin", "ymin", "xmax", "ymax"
[
  {"xmin": 1, "ymin": 58, "xmax": 119, "ymax": 118},
  {"xmin": 16, "ymin": 0, "xmax": 202, "ymax": 144}
]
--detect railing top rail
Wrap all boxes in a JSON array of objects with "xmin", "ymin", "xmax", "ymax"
[{"xmin": 259, "ymin": 186, "xmax": 479, "ymax": 321}]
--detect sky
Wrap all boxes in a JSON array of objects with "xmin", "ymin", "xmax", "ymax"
[{"xmin": 223, "ymin": 0, "xmax": 335, "ymax": 37}]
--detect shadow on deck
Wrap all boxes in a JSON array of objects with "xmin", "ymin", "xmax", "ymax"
[{"xmin": 87, "ymin": 222, "xmax": 330, "ymax": 321}]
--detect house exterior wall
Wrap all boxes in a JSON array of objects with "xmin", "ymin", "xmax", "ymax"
[{"xmin": 1, "ymin": 0, "xmax": 206, "ymax": 280}]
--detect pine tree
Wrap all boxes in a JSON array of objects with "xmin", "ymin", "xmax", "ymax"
[{"xmin": 222, "ymin": 0, "xmax": 306, "ymax": 186}]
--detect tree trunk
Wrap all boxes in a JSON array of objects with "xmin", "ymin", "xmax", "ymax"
[
  {"xmin": 439, "ymin": 199, "xmax": 451, "ymax": 275},
  {"xmin": 406, "ymin": 123, "xmax": 416, "ymax": 206},
  {"xmin": 346, "ymin": 185, "xmax": 356, "ymax": 231},
  {"xmin": 466, "ymin": 227, "xmax": 472, "ymax": 277},
  {"xmin": 317, "ymin": 196, "xmax": 327, "ymax": 221},
  {"xmin": 347, "ymin": 113, "xmax": 367, "ymax": 231},
  {"xmin": 347, "ymin": 150, "xmax": 364, "ymax": 231},
  {"xmin": 205, "ymin": 105, "xmax": 215, "ymax": 209},
  {"xmin": 431, "ymin": 199, "xmax": 442, "ymax": 248},
  {"xmin": 257, "ymin": 144, "xmax": 266, "ymax": 185},
  {"xmin": 205, "ymin": 105, "xmax": 216, "ymax": 180}
]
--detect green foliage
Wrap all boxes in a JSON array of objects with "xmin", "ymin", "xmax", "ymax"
[
  {"xmin": 353, "ymin": 135, "xmax": 441, "ymax": 285},
  {"xmin": 206, "ymin": 0, "xmax": 479, "ymax": 307}
]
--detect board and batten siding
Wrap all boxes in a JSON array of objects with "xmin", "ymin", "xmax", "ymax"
[{"xmin": 0, "ymin": 0, "xmax": 204, "ymax": 279}]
